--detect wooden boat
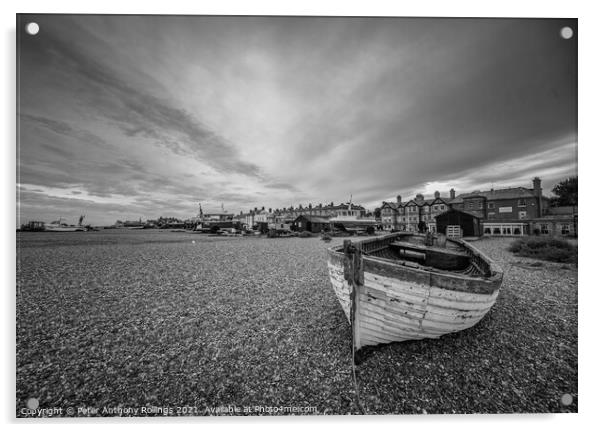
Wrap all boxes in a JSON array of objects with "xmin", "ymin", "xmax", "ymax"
[
  {"xmin": 45, "ymin": 218, "xmax": 85, "ymax": 232},
  {"xmin": 326, "ymin": 233, "xmax": 503, "ymax": 352}
]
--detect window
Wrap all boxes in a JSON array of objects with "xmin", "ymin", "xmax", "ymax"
[
  {"xmin": 518, "ymin": 211, "xmax": 527, "ymax": 220},
  {"xmin": 514, "ymin": 227, "xmax": 522, "ymax": 235},
  {"xmin": 488, "ymin": 202, "xmax": 495, "ymax": 209},
  {"xmin": 518, "ymin": 199, "xmax": 526, "ymax": 207},
  {"xmin": 441, "ymin": 205, "xmax": 446, "ymax": 211},
  {"xmin": 561, "ymin": 224, "xmax": 570, "ymax": 235},
  {"xmin": 468, "ymin": 202, "xmax": 474, "ymax": 209},
  {"xmin": 540, "ymin": 224, "xmax": 549, "ymax": 235},
  {"xmin": 484, "ymin": 227, "xmax": 491, "ymax": 234},
  {"xmin": 493, "ymin": 227, "xmax": 501, "ymax": 235}
]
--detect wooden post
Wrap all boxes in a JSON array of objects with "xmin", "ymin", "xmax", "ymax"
[{"xmin": 343, "ymin": 240, "xmax": 364, "ymax": 363}]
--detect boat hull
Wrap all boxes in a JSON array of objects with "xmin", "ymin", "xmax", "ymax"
[{"xmin": 327, "ymin": 235, "xmax": 503, "ymax": 349}]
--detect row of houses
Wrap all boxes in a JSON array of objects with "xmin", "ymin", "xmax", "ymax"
[
  {"xmin": 231, "ymin": 202, "xmax": 369, "ymax": 232},
  {"xmin": 380, "ymin": 177, "xmax": 577, "ymax": 237},
  {"xmin": 188, "ymin": 201, "xmax": 371, "ymax": 233}
]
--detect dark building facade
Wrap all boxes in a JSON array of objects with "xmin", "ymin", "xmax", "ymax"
[
  {"xmin": 293, "ymin": 215, "xmax": 331, "ymax": 233},
  {"xmin": 435, "ymin": 209, "xmax": 482, "ymax": 237}
]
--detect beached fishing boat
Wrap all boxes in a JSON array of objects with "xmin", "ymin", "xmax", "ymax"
[
  {"xmin": 44, "ymin": 217, "xmax": 86, "ymax": 232},
  {"xmin": 328, "ymin": 195, "xmax": 377, "ymax": 232},
  {"xmin": 326, "ymin": 232, "xmax": 503, "ymax": 352}
]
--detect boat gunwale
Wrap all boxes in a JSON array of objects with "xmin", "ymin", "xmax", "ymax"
[{"xmin": 326, "ymin": 233, "xmax": 503, "ymax": 290}]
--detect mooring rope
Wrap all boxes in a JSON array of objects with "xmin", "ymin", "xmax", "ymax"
[{"xmin": 351, "ymin": 331, "xmax": 366, "ymax": 414}]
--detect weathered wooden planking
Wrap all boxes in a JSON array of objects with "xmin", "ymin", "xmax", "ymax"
[
  {"xmin": 327, "ymin": 262, "xmax": 352, "ymax": 321},
  {"xmin": 363, "ymin": 272, "xmax": 430, "ymax": 298}
]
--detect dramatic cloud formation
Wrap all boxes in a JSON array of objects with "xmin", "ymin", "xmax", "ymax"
[{"xmin": 17, "ymin": 15, "xmax": 577, "ymax": 225}]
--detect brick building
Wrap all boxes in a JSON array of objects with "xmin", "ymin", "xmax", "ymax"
[
  {"xmin": 381, "ymin": 192, "xmax": 449, "ymax": 232},
  {"xmin": 380, "ymin": 177, "xmax": 576, "ymax": 237}
]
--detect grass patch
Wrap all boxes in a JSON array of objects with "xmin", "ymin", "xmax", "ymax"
[{"xmin": 508, "ymin": 237, "xmax": 577, "ymax": 263}]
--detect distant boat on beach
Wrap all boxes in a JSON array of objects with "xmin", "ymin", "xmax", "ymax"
[
  {"xmin": 326, "ymin": 232, "xmax": 503, "ymax": 354},
  {"xmin": 44, "ymin": 217, "xmax": 86, "ymax": 232},
  {"xmin": 328, "ymin": 195, "xmax": 377, "ymax": 232}
]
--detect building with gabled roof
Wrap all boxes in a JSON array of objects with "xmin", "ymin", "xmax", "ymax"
[{"xmin": 381, "ymin": 191, "xmax": 451, "ymax": 232}]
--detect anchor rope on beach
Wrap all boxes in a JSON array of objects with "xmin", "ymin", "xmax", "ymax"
[{"xmin": 351, "ymin": 326, "xmax": 366, "ymax": 414}]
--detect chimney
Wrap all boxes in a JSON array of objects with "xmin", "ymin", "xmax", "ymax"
[
  {"xmin": 434, "ymin": 191, "xmax": 440, "ymax": 199},
  {"xmin": 450, "ymin": 188, "xmax": 456, "ymax": 200},
  {"xmin": 532, "ymin": 177, "xmax": 542, "ymax": 196},
  {"xmin": 533, "ymin": 177, "xmax": 543, "ymax": 217},
  {"xmin": 396, "ymin": 195, "xmax": 402, "ymax": 205},
  {"xmin": 269, "ymin": 208, "xmax": 272, "ymax": 213}
]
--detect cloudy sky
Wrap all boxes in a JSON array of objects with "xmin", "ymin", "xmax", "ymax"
[{"xmin": 17, "ymin": 15, "xmax": 577, "ymax": 225}]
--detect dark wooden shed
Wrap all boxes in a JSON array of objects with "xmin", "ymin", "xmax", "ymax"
[
  {"xmin": 435, "ymin": 209, "xmax": 482, "ymax": 237},
  {"xmin": 293, "ymin": 215, "xmax": 331, "ymax": 233}
]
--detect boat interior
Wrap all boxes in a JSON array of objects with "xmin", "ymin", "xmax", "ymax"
[{"xmin": 354, "ymin": 233, "xmax": 489, "ymax": 277}]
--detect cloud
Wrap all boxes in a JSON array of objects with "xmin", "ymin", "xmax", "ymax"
[
  {"xmin": 20, "ymin": 114, "xmax": 107, "ymax": 148},
  {"xmin": 19, "ymin": 22, "xmax": 263, "ymax": 179}
]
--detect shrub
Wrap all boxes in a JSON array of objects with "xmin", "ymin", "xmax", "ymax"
[
  {"xmin": 508, "ymin": 237, "xmax": 577, "ymax": 263},
  {"xmin": 508, "ymin": 240, "xmax": 523, "ymax": 253}
]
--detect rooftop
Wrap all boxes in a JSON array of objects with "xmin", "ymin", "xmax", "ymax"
[{"xmin": 295, "ymin": 215, "xmax": 331, "ymax": 223}]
